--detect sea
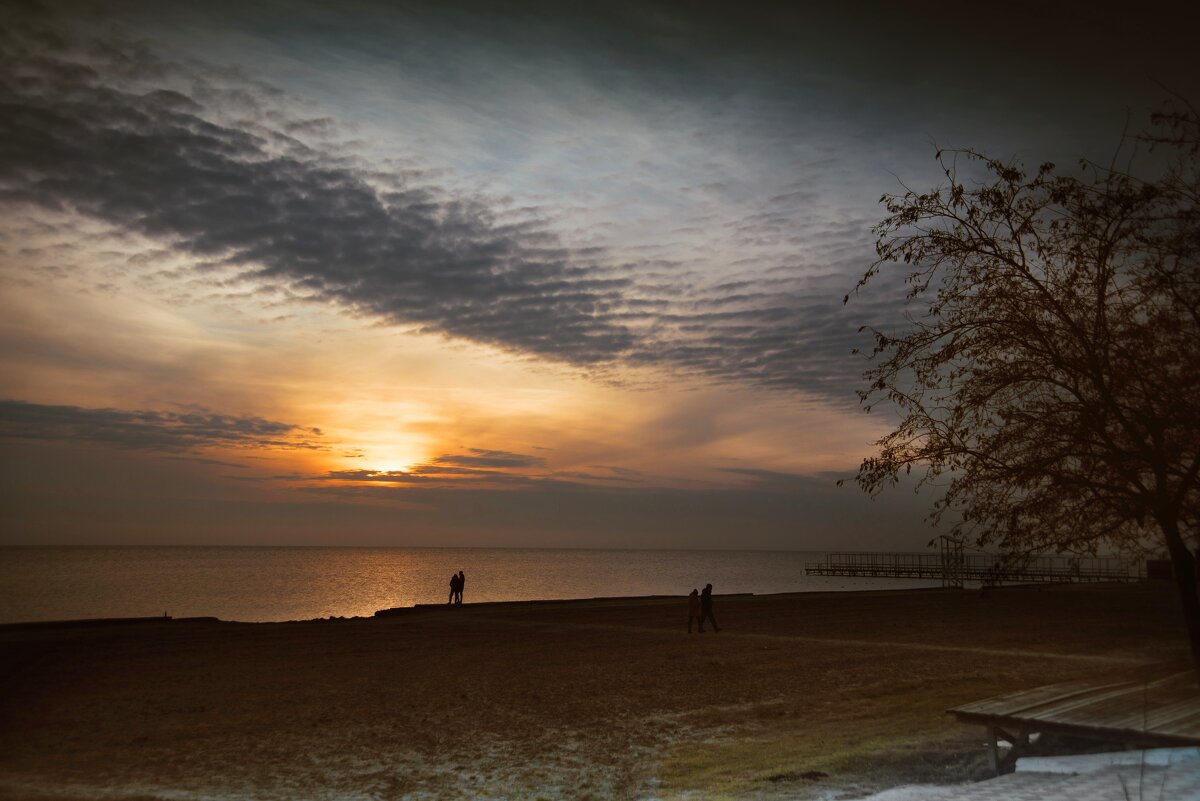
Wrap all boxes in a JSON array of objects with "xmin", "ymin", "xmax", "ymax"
[{"xmin": 0, "ymin": 546, "xmax": 940, "ymax": 624}]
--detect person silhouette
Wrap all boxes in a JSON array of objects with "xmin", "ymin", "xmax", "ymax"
[
  {"xmin": 456, "ymin": 570, "xmax": 465, "ymax": 605},
  {"xmin": 698, "ymin": 583, "xmax": 719, "ymax": 633},
  {"xmin": 687, "ymin": 588, "xmax": 700, "ymax": 633},
  {"xmin": 448, "ymin": 573, "xmax": 459, "ymax": 605}
]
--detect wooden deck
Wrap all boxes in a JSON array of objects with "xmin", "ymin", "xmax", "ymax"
[{"xmin": 949, "ymin": 672, "xmax": 1200, "ymax": 773}]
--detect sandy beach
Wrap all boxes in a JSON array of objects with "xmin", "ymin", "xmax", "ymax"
[{"xmin": 0, "ymin": 582, "xmax": 1188, "ymax": 800}]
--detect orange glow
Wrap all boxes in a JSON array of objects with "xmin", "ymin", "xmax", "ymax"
[{"xmin": 359, "ymin": 448, "xmax": 424, "ymax": 474}]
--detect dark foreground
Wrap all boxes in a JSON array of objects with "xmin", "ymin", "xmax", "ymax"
[{"xmin": 0, "ymin": 583, "xmax": 1188, "ymax": 800}]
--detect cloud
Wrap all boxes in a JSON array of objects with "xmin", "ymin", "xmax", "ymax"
[
  {"xmin": 317, "ymin": 466, "xmax": 568, "ymax": 489},
  {"xmin": 433, "ymin": 448, "xmax": 545, "ymax": 468},
  {"xmin": 288, "ymin": 471, "xmax": 937, "ymax": 550},
  {"xmin": 312, "ymin": 457, "xmax": 833, "ymax": 493},
  {"xmin": 317, "ymin": 446, "xmax": 553, "ymax": 488},
  {"xmin": 0, "ymin": 8, "xmax": 638, "ymax": 364},
  {"xmin": 550, "ymin": 470, "xmax": 642, "ymax": 483},
  {"xmin": 599, "ymin": 465, "xmax": 644, "ymax": 479},
  {"xmin": 0, "ymin": 399, "xmax": 325, "ymax": 452},
  {"xmin": 719, "ymin": 467, "xmax": 834, "ymax": 491},
  {"xmin": 0, "ymin": 4, "xmax": 912, "ymax": 404},
  {"xmin": 324, "ymin": 469, "xmax": 429, "ymax": 484},
  {"xmin": 1, "ymin": 428, "xmax": 943, "ymax": 548},
  {"xmin": 299, "ymin": 444, "xmax": 662, "ymax": 490},
  {"xmin": 165, "ymin": 455, "xmax": 249, "ymax": 468}
]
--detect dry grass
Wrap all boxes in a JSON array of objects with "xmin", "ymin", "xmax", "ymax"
[{"xmin": 0, "ymin": 582, "xmax": 1188, "ymax": 800}]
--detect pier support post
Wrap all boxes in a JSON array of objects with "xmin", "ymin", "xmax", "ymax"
[{"xmin": 987, "ymin": 723, "xmax": 1029, "ymax": 775}]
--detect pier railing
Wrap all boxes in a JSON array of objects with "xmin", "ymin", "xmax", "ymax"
[{"xmin": 804, "ymin": 550, "xmax": 1145, "ymax": 588}]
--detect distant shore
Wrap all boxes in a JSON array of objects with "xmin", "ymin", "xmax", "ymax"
[{"xmin": 0, "ymin": 582, "xmax": 1187, "ymax": 801}]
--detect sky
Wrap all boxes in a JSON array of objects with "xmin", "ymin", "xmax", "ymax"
[{"xmin": 1, "ymin": 0, "xmax": 1195, "ymax": 548}]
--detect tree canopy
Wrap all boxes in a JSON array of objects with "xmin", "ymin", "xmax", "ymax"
[{"xmin": 848, "ymin": 100, "xmax": 1200, "ymax": 661}]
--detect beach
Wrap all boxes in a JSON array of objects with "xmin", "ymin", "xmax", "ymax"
[{"xmin": 0, "ymin": 582, "xmax": 1188, "ymax": 800}]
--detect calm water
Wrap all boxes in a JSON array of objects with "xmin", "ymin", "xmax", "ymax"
[{"xmin": 0, "ymin": 546, "xmax": 938, "ymax": 624}]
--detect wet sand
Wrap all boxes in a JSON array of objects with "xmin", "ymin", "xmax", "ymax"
[{"xmin": 0, "ymin": 582, "xmax": 1188, "ymax": 800}]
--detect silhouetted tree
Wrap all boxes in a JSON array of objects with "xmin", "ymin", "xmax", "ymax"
[{"xmin": 847, "ymin": 100, "xmax": 1200, "ymax": 664}]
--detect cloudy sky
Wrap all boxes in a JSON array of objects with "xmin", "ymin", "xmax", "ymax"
[{"xmin": 1, "ymin": 0, "xmax": 1193, "ymax": 548}]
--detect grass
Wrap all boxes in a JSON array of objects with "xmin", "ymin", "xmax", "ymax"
[{"xmin": 656, "ymin": 680, "xmax": 1028, "ymax": 799}]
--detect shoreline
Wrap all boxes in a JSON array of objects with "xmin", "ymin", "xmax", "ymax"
[
  {"xmin": 0, "ymin": 584, "xmax": 972, "ymax": 629},
  {"xmin": 0, "ymin": 546, "xmax": 945, "ymax": 626},
  {"xmin": 1, "ymin": 582, "xmax": 1187, "ymax": 800}
]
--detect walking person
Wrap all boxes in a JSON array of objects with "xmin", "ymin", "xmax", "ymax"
[
  {"xmin": 455, "ymin": 570, "xmax": 465, "ymax": 605},
  {"xmin": 448, "ymin": 573, "xmax": 459, "ymax": 605},
  {"xmin": 698, "ymin": 583, "xmax": 720, "ymax": 633},
  {"xmin": 687, "ymin": 588, "xmax": 700, "ymax": 633}
]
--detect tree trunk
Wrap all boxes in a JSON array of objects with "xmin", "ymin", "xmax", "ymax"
[{"xmin": 1160, "ymin": 515, "xmax": 1200, "ymax": 668}]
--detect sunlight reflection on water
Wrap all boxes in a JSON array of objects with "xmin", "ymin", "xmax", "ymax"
[{"xmin": 0, "ymin": 546, "xmax": 939, "ymax": 623}]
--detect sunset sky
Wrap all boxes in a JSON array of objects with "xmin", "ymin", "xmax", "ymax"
[{"xmin": 1, "ymin": 0, "xmax": 1194, "ymax": 548}]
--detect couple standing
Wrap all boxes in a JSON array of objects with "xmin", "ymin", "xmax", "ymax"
[
  {"xmin": 687, "ymin": 583, "xmax": 719, "ymax": 633},
  {"xmin": 447, "ymin": 571, "xmax": 466, "ymax": 605}
]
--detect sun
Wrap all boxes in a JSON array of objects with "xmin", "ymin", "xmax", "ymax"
[
  {"xmin": 372, "ymin": 460, "xmax": 412, "ymax": 474},
  {"xmin": 321, "ymin": 411, "xmax": 432, "ymax": 477},
  {"xmin": 358, "ymin": 444, "xmax": 428, "ymax": 475}
]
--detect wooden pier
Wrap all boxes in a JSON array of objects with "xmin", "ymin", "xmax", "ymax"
[
  {"xmin": 804, "ymin": 543, "xmax": 1144, "ymax": 588},
  {"xmin": 949, "ymin": 672, "xmax": 1200, "ymax": 774}
]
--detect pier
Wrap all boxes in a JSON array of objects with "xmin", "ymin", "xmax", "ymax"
[
  {"xmin": 804, "ymin": 541, "xmax": 1145, "ymax": 588},
  {"xmin": 950, "ymin": 672, "xmax": 1200, "ymax": 774}
]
